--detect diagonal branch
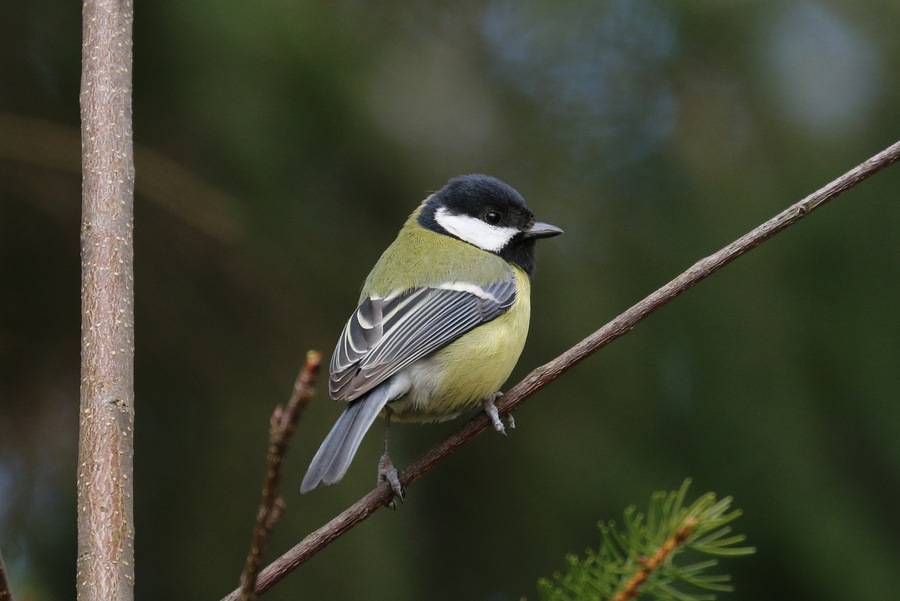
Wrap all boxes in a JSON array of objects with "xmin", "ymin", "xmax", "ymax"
[{"xmin": 221, "ymin": 138, "xmax": 900, "ymax": 601}]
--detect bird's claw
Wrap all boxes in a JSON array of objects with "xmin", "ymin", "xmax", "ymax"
[
  {"xmin": 378, "ymin": 453, "xmax": 404, "ymax": 509},
  {"xmin": 482, "ymin": 392, "xmax": 514, "ymax": 436}
]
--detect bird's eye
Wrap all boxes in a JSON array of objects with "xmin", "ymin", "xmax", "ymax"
[{"xmin": 483, "ymin": 210, "xmax": 502, "ymax": 225}]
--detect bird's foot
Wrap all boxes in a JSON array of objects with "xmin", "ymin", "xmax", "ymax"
[
  {"xmin": 482, "ymin": 392, "xmax": 515, "ymax": 436},
  {"xmin": 378, "ymin": 452, "xmax": 404, "ymax": 509}
]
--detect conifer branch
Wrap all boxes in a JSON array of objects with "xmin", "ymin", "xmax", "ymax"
[
  {"xmin": 538, "ymin": 480, "xmax": 755, "ymax": 601},
  {"xmin": 611, "ymin": 519, "xmax": 696, "ymax": 601},
  {"xmin": 238, "ymin": 351, "xmax": 322, "ymax": 601},
  {"xmin": 221, "ymin": 139, "xmax": 900, "ymax": 600}
]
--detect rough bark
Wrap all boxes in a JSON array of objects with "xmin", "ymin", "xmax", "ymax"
[{"xmin": 77, "ymin": 1, "xmax": 136, "ymax": 600}]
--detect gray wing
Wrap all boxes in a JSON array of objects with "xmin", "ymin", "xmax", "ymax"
[{"xmin": 329, "ymin": 277, "xmax": 517, "ymax": 401}]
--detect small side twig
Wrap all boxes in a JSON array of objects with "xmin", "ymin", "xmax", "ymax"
[
  {"xmin": 0, "ymin": 546, "xmax": 15, "ymax": 601},
  {"xmin": 611, "ymin": 519, "xmax": 697, "ymax": 601},
  {"xmin": 238, "ymin": 350, "xmax": 322, "ymax": 601},
  {"xmin": 221, "ymin": 138, "xmax": 900, "ymax": 601}
]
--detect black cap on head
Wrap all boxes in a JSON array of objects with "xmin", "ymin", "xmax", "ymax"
[
  {"xmin": 419, "ymin": 174, "xmax": 562, "ymax": 277},
  {"xmin": 435, "ymin": 174, "xmax": 530, "ymax": 216}
]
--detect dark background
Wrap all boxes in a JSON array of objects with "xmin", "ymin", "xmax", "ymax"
[{"xmin": 2, "ymin": 1, "xmax": 900, "ymax": 600}]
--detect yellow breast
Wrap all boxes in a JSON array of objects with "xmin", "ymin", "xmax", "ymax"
[{"xmin": 390, "ymin": 267, "xmax": 532, "ymax": 422}]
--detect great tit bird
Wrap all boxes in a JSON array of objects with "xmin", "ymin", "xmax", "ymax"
[{"xmin": 301, "ymin": 174, "xmax": 562, "ymax": 496}]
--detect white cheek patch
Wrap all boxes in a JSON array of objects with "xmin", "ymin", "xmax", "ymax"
[{"xmin": 434, "ymin": 207, "xmax": 519, "ymax": 252}]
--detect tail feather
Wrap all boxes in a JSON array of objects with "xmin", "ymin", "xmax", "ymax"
[{"xmin": 300, "ymin": 383, "xmax": 393, "ymax": 493}]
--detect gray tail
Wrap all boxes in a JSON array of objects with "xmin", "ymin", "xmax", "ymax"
[{"xmin": 300, "ymin": 384, "xmax": 392, "ymax": 493}]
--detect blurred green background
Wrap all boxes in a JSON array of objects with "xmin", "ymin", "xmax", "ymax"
[{"xmin": 2, "ymin": 1, "xmax": 900, "ymax": 599}]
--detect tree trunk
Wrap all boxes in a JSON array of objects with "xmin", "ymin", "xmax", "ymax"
[{"xmin": 77, "ymin": 1, "xmax": 136, "ymax": 600}]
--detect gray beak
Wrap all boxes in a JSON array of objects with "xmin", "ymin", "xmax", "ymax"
[{"xmin": 525, "ymin": 221, "xmax": 564, "ymax": 239}]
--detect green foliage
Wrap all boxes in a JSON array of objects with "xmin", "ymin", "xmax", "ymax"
[{"xmin": 535, "ymin": 480, "xmax": 755, "ymax": 601}]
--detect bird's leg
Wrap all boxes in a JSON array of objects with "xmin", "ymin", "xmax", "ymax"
[
  {"xmin": 378, "ymin": 406, "xmax": 404, "ymax": 506},
  {"xmin": 482, "ymin": 392, "xmax": 515, "ymax": 436}
]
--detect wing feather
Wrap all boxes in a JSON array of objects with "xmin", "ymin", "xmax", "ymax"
[{"xmin": 329, "ymin": 277, "xmax": 517, "ymax": 401}]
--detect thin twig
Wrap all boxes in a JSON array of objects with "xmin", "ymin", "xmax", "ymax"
[
  {"xmin": 611, "ymin": 518, "xmax": 696, "ymax": 601},
  {"xmin": 0, "ymin": 546, "xmax": 14, "ymax": 601},
  {"xmin": 239, "ymin": 351, "xmax": 322, "ymax": 601},
  {"xmin": 221, "ymin": 139, "xmax": 900, "ymax": 601}
]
